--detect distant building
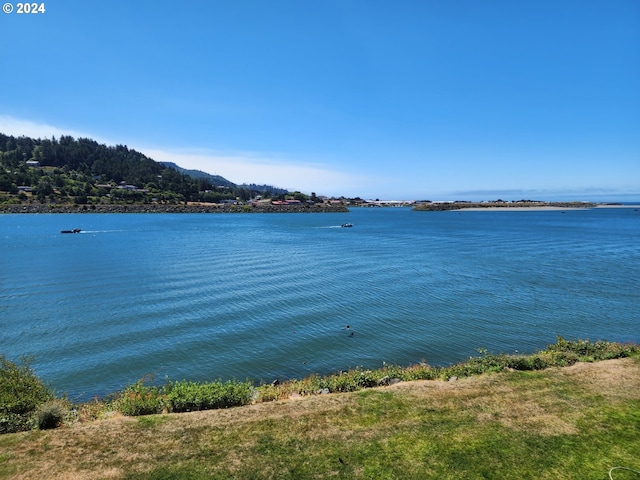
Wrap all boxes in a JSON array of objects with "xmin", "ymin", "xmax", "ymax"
[{"xmin": 25, "ymin": 160, "xmax": 40, "ymax": 168}]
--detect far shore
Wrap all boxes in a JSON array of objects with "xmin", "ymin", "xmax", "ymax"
[
  {"xmin": 0, "ymin": 203, "xmax": 349, "ymax": 214},
  {"xmin": 457, "ymin": 204, "xmax": 638, "ymax": 212},
  {"xmin": 593, "ymin": 203, "xmax": 640, "ymax": 208},
  {"xmin": 413, "ymin": 201, "xmax": 597, "ymax": 212},
  {"xmin": 455, "ymin": 206, "xmax": 587, "ymax": 212}
]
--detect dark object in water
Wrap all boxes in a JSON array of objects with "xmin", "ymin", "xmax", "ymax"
[
  {"xmin": 341, "ymin": 223, "xmax": 353, "ymax": 228},
  {"xmin": 61, "ymin": 228, "xmax": 81, "ymax": 234}
]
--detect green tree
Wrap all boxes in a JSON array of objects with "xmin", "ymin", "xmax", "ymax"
[{"xmin": 293, "ymin": 191, "xmax": 307, "ymax": 202}]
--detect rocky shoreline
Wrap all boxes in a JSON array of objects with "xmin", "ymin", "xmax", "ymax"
[
  {"xmin": 0, "ymin": 203, "xmax": 350, "ymax": 214},
  {"xmin": 412, "ymin": 201, "xmax": 599, "ymax": 211}
]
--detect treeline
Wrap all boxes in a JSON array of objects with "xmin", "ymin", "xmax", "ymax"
[{"xmin": 0, "ymin": 133, "xmax": 288, "ymax": 205}]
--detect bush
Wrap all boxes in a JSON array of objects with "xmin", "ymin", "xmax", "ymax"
[
  {"xmin": 0, "ymin": 355, "xmax": 53, "ymax": 433},
  {"xmin": 540, "ymin": 350, "xmax": 579, "ymax": 367},
  {"xmin": 76, "ymin": 397, "xmax": 109, "ymax": 422},
  {"xmin": 0, "ymin": 413, "xmax": 31, "ymax": 434},
  {"xmin": 398, "ymin": 363, "xmax": 438, "ymax": 381},
  {"xmin": 546, "ymin": 336, "xmax": 639, "ymax": 361},
  {"xmin": 114, "ymin": 381, "xmax": 165, "ymax": 416},
  {"xmin": 165, "ymin": 380, "xmax": 253, "ymax": 412},
  {"xmin": 34, "ymin": 400, "xmax": 69, "ymax": 430},
  {"xmin": 113, "ymin": 378, "xmax": 253, "ymax": 416},
  {"xmin": 504, "ymin": 355, "xmax": 537, "ymax": 371},
  {"xmin": 318, "ymin": 368, "xmax": 381, "ymax": 393}
]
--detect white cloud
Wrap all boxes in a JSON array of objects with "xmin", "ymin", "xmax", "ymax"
[
  {"xmin": 0, "ymin": 115, "xmax": 98, "ymax": 141},
  {"xmin": 141, "ymin": 147, "xmax": 365, "ymax": 196}
]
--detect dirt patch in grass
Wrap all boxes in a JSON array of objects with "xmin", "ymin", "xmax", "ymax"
[
  {"xmin": 554, "ymin": 357, "xmax": 640, "ymax": 401},
  {"xmin": 176, "ymin": 390, "xmax": 350, "ymax": 427},
  {"xmin": 384, "ymin": 372, "xmax": 578, "ymax": 435}
]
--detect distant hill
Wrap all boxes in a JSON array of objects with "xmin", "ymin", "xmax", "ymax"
[
  {"xmin": 159, "ymin": 162, "xmax": 236, "ymax": 188},
  {"xmin": 238, "ymin": 183, "xmax": 288, "ymax": 196},
  {"xmin": 161, "ymin": 161, "xmax": 288, "ymax": 195}
]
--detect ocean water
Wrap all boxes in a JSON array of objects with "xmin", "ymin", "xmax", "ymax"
[{"xmin": 1, "ymin": 206, "xmax": 639, "ymax": 400}]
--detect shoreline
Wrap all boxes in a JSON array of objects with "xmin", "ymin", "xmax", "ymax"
[
  {"xmin": 2, "ymin": 352, "xmax": 638, "ymax": 479},
  {"xmin": 0, "ymin": 203, "xmax": 349, "ymax": 214},
  {"xmin": 413, "ymin": 201, "xmax": 613, "ymax": 212},
  {"xmin": 593, "ymin": 203, "xmax": 640, "ymax": 209},
  {"xmin": 454, "ymin": 204, "xmax": 639, "ymax": 212},
  {"xmin": 454, "ymin": 206, "xmax": 587, "ymax": 211}
]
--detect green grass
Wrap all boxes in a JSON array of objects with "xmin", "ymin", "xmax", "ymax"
[
  {"xmin": 115, "ymin": 364, "xmax": 640, "ymax": 479},
  {"xmin": 118, "ymin": 362, "xmax": 621, "ymax": 478},
  {"xmin": 136, "ymin": 415, "xmax": 171, "ymax": 429},
  {"xmin": 1, "ymin": 338, "xmax": 639, "ymax": 479},
  {"xmin": 1, "ymin": 356, "xmax": 639, "ymax": 478}
]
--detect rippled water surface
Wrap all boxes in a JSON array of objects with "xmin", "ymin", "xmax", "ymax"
[{"xmin": 1, "ymin": 207, "xmax": 639, "ymax": 399}]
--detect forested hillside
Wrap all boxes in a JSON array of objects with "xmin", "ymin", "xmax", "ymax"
[{"xmin": 0, "ymin": 133, "xmax": 287, "ymax": 205}]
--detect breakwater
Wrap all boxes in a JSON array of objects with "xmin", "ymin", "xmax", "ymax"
[
  {"xmin": 413, "ymin": 201, "xmax": 599, "ymax": 211},
  {"xmin": 0, "ymin": 203, "xmax": 349, "ymax": 214}
]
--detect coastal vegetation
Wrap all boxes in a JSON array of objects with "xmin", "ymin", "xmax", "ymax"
[
  {"xmin": 0, "ymin": 338, "xmax": 638, "ymax": 479},
  {"xmin": 0, "ymin": 133, "xmax": 348, "ymax": 211},
  {"xmin": 2, "ymin": 338, "xmax": 637, "ymax": 435}
]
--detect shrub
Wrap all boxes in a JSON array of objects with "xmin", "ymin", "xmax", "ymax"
[
  {"xmin": 76, "ymin": 397, "xmax": 109, "ymax": 422},
  {"xmin": 0, "ymin": 355, "xmax": 53, "ymax": 433},
  {"xmin": 546, "ymin": 337, "xmax": 639, "ymax": 361},
  {"xmin": 318, "ymin": 368, "xmax": 381, "ymax": 393},
  {"xmin": 255, "ymin": 384, "xmax": 282, "ymax": 403},
  {"xmin": 114, "ymin": 381, "xmax": 165, "ymax": 416},
  {"xmin": 112, "ymin": 378, "xmax": 254, "ymax": 415},
  {"xmin": 504, "ymin": 355, "xmax": 536, "ymax": 371},
  {"xmin": 398, "ymin": 363, "xmax": 438, "ymax": 381},
  {"xmin": 540, "ymin": 350, "xmax": 579, "ymax": 367},
  {"xmin": 293, "ymin": 374, "xmax": 322, "ymax": 396},
  {"xmin": 0, "ymin": 413, "xmax": 31, "ymax": 434},
  {"xmin": 165, "ymin": 379, "xmax": 253, "ymax": 412},
  {"xmin": 255, "ymin": 380, "xmax": 304, "ymax": 402},
  {"xmin": 34, "ymin": 400, "xmax": 69, "ymax": 430}
]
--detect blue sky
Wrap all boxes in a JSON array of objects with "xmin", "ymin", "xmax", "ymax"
[{"xmin": 1, "ymin": 1, "xmax": 638, "ymax": 200}]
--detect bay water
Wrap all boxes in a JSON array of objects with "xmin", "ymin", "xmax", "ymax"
[{"xmin": 1, "ymin": 206, "xmax": 639, "ymax": 400}]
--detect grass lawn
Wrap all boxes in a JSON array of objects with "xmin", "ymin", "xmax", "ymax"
[{"xmin": 1, "ymin": 357, "xmax": 639, "ymax": 479}]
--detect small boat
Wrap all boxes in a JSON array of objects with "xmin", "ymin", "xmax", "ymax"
[
  {"xmin": 341, "ymin": 223, "xmax": 353, "ymax": 228},
  {"xmin": 60, "ymin": 228, "xmax": 81, "ymax": 234}
]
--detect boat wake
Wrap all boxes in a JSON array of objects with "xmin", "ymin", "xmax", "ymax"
[{"xmin": 322, "ymin": 224, "xmax": 354, "ymax": 229}]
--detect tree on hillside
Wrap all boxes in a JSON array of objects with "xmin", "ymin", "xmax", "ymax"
[{"xmin": 0, "ymin": 133, "xmax": 300, "ymax": 205}]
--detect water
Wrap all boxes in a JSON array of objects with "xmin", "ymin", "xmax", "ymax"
[{"xmin": 1, "ymin": 207, "xmax": 639, "ymax": 400}]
